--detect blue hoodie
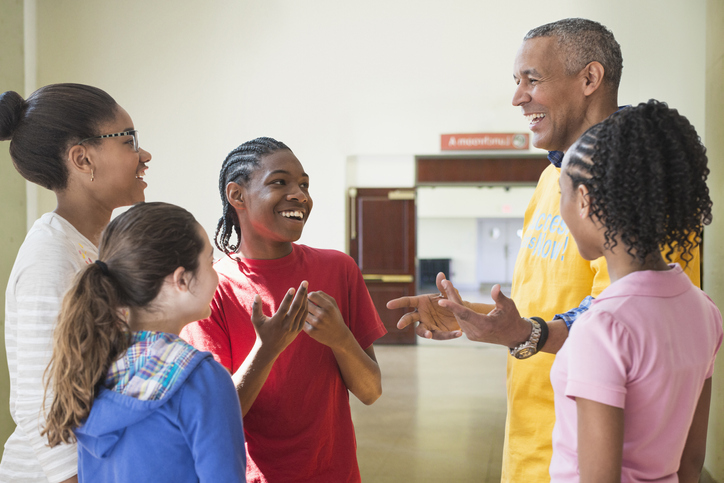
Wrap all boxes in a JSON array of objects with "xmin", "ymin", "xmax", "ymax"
[{"xmin": 75, "ymin": 344, "xmax": 246, "ymax": 482}]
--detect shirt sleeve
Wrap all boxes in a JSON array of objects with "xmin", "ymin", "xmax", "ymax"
[
  {"xmin": 178, "ymin": 358, "xmax": 247, "ymax": 482},
  {"xmin": 554, "ymin": 296, "xmax": 595, "ymax": 329},
  {"xmin": 344, "ymin": 257, "xmax": 387, "ymax": 350},
  {"xmin": 565, "ymin": 311, "xmax": 632, "ymax": 409},
  {"xmin": 552, "ymin": 256, "xmax": 610, "ymax": 329},
  {"xmin": 705, "ymin": 303, "xmax": 723, "ymax": 379},
  {"xmin": 589, "ymin": 256, "xmax": 611, "ymax": 298},
  {"xmin": 10, "ymin": 258, "xmax": 78, "ymax": 481}
]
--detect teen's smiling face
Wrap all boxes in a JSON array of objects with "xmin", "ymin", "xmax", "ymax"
[
  {"xmin": 84, "ymin": 106, "xmax": 151, "ymax": 210},
  {"xmin": 234, "ymin": 149, "xmax": 313, "ymax": 259}
]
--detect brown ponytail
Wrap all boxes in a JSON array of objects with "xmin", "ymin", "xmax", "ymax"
[
  {"xmin": 42, "ymin": 202, "xmax": 205, "ymax": 446},
  {"xmin": 43, "ymin": 263, "xmax": 130, "ymax": 446}
]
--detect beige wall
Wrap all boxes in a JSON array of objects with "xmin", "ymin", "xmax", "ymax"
[
  {"xmin": 705, "ymin": 0, "xmax": 724, "ymax": 480},
  {"xmin": 32, "ymin": 0, "xmax": 706, "ymax": 253},
  {"xmin": 0, "ymin": 0, "xmax": 26, "ymax": 455}
]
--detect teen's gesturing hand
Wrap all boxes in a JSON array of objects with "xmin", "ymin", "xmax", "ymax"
[
  {"xmin": 251, "ymin": 281, "xmax": 308, "ymax": 356},
  {"xmin": 233, "ymin": 280, "xmax": 308, "ymax": 416},
  {"xmin": 304, "ymin": 291, "xmax": 350, "ymax": 348}
]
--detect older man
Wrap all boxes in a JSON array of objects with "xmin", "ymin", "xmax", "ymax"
[{"xmin": 389, "ymin": 18, "xmax": 700, "ymax": 481}]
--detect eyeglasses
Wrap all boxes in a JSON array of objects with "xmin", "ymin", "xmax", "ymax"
[{"xmin": 77, "ymin": 130, "xmax": 139, "ymax": 152}]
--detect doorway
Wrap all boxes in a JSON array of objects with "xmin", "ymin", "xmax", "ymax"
[
  {"xmin": 347, "ymin": 153, "xmax": 549, "ymax": 344},
  {"xmin": 476, "ymin": 218, "xmax": 524, "ymax": 286}
]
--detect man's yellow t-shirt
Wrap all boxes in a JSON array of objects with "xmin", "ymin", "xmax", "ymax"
[{"xmin": 503, "ymin": 164, "xmax": 700, "ymax": 482}]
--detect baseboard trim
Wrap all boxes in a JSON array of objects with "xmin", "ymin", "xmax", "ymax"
[{"xmin": 701, "ymin": 468, "xmax": 719, "ymax": 483}]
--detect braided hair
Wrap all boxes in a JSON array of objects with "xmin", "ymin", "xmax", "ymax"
[
  {"xmin": 564, "ymin": 99, "xmax": 712, "ymax": 266},
  {"xmin": 215, "ymin": 137, "xmax": 290, "ymax": 255}
]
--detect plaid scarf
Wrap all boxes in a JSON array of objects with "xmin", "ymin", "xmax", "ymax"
[{"xmin": 105, "ymin": 331, "xmax": 198, "ymax": 401}]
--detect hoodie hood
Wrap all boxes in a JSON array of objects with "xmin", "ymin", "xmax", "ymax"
[{"xmin": 74, "ymin": 338, "xmax": 210, "ymax": 458}]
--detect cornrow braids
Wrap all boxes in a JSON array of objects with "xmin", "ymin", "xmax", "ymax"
[
  {"xmin": 215, "ymin": 137, "xmax": 291, "ymax": 255},
  {"xmin": 564, "ymin": 99, "xmax": 712, "ymax": 266}
]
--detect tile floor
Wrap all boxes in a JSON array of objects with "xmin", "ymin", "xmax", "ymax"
[
  {"xmin": 350, "ymin": 344, "xmax": 508, "ymax": 482},
  {"xmin": 351, "ymin": 286, "xmax": 511, "ymax": 482}
]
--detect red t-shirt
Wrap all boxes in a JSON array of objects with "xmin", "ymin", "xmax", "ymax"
[{"xmin": 181, "ymin": 244, "xmax": 386, "ymax": 483}]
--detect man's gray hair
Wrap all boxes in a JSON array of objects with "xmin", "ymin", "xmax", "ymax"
[{"xmin": 525, "ymin": 18, "xmax": 623, "ymax": 91}]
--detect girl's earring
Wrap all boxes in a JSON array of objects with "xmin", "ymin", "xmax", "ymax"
[{"xmin": 90, "ymin": 169, "xmax": 94, "ymax": 182}]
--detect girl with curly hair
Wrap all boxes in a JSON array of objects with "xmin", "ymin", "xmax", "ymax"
[{"xmin": 550, "ymin": 99, "xmax": 722, "ymax": 482}]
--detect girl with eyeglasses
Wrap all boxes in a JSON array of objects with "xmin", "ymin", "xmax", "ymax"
[{"xmin": 0, "ymin": 84, "xmax": 151, "ymax": 483}]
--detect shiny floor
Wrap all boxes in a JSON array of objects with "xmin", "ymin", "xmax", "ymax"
[{"xmin": 350, "ymin": 342, "xmax": 508, "ymax": 482}]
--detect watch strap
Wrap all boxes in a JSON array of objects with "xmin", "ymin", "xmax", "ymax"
[{"xmin": 530, "ymin": 316, "xmax": 548, "ymax": 352}]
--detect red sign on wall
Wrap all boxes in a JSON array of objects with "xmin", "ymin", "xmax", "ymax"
[{"xmin": 441, "ymin": 132, "xmax": 529, "ymax": 151}]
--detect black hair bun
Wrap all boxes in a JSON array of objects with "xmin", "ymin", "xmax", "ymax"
[{"xmin": 0, "ymin": 91, "xmax": 26, "ymax": 141}]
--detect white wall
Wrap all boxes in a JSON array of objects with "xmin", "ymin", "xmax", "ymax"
[
  {"xmin": 418, "ymin": 218, "xmax": 478, "ymax": 288},
  {"xmin": 417, "ymin": 187, "xmax": 534, "ymax": 289},
  {"xmin": 417, "ymin": 187, "xmax": 536, "ymax": 219},
  {"xmin": 31, "ymin": 0, "xmax": 706, "ymax": 252}
]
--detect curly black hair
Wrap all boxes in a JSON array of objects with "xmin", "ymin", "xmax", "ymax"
[
  {"xmin": 215, "ymin": 136, "xmax": 290, "ymax": 255},
  {"xmin": 564, "ymin": 99, "xmax": 712, "ymax": 266}
]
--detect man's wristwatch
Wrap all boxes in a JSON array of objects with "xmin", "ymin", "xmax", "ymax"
[{"xmin": 509, "ymin": 317, "xmax": 542, "ymax": 360}]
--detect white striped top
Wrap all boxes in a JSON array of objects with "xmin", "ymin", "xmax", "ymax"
[{"xmin": 1, "ymin": 213, "xmax": 97, "ymax": 483}]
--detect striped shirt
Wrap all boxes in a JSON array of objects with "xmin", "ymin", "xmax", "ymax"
[{"xmin": 1, "ymin": 213, "xmax": 97, "ymax": 483}]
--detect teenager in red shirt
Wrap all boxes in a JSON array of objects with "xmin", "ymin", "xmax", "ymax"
[{"xmin": 182, "ymin": 137, "xmax": 385, "ymax": 483}]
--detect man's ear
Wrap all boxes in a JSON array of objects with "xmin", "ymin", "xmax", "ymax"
[
  {"xmin": 67, "ymin": 144, "xmax": 93, "ymax": 176},
  {"xmin": 226, "ymin": 182, "xmax": 245, "ymax": 210},
  {"xmin": 581, "ymin": 61, "xmax": 605, "ymax": 97}
]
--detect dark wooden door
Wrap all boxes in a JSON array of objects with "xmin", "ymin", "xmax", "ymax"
[{"xmin": 349, "ymin": 188, "xmax": 416, "ymax": 344}]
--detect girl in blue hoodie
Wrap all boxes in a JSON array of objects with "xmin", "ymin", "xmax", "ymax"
[{"xmin": 43, "ymin": 202, "xmax": 247, "ymax": 483}]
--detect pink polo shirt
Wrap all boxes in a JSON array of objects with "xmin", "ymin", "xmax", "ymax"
[{"xmin": 550, "ymin": 264, "xmax": 722, "ymax": 482}]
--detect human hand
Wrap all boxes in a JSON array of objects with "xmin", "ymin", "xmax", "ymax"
[
  {"xmin": 438, "ymin": 282, "xmax": 531, "ymax": 347},
  {"xmin": 385, "ymin": 272, "xmax": 463, "ymax": 340},
  {"xmin": 251, "ymin": 281, "xmax": 308, "ymax": 357},
  {"xmin": 304, "ymin": 291, "xmax": 351, "ymax": 348}
]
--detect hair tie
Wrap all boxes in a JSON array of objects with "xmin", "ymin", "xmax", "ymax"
[{"xmin": 95, "ymin": 260, "xmax": 110, "ymax": 276}]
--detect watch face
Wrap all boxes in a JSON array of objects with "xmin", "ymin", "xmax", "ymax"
[{"xmin": 514, "ymin": 347, "xmax": 536, "ymax": 359}]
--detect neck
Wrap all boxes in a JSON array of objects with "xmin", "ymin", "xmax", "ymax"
[
  {"xmin": 128, "ymin": 308, "xmax": 185, "ymax": 336},
  {"xmin": 604, "ymin": 249, "xmax": 670, "ymax": 284},
  {"xmin": 54, "ymin": 190, "xmax": 113, "ymax": 247},
  {"xmin": 561, "ymin": 97, "xmax": 620, "ymax": 153},
  {"xmin": 237, "ymin": 238, "xmax": 293, "ymax": 260}
]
